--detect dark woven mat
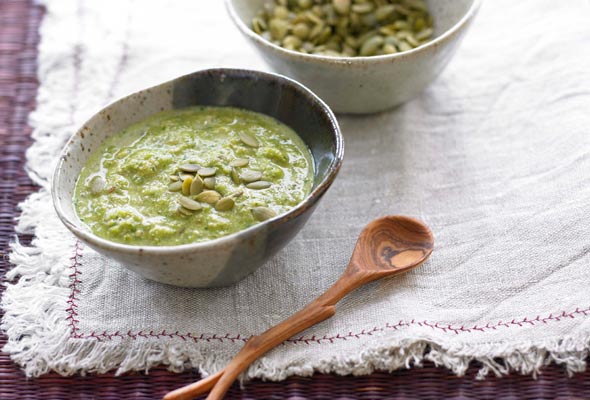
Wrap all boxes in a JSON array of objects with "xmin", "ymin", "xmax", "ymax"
[{"xmin": 0, "ymin": 1, "xmax": 589, "ymax": 399}]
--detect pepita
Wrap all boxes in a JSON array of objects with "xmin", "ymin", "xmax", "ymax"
[
  {"xmin": 195, "ymin": 190, "xmax": 221, "ymax": 204},
  {"xmin": 181, "ymin": 176, "xmax": 193, "ymax": 196},
  {"xmin": 89, "ymin": 175, "xmax": 106, "ymax": 194},
  {"xmin": 215, "ymin": 197, "xmax": 235, "ymax": 211},
  {"xmin": 238, "ymin": 131, "xmax": 260, "ymax": 147},
  {"xmin": 250, "ymin": 0, "xmax": 433, "ymax": 57},
  {"xmin": 269, "ymin": 18, "xmax": 289, "ymax": 40},
  {"xmin": 204, "ymin": 177, "xmax": 216, "ymax": 190},
  {"xmin": 359, "ymin": 35, "xmax": 384, "ymax": 56},
  {"xmin": 230, "ymin": 158, "xmax": 249, "ymax": 167},
  {"xmin": 293, "ymin": 22, "xmax": 310, "ymax": 40},
  {"xmin": 352, "ymin": 3, "xmax": 374, "ymax": 14},
  {"xmin": 168, "ymin": 181, "xmax": 183, "ymax": 192},
  {"xmin": 398, "ymin": 40, "xmax": 412, "ymax": 52},
  {"xmin": 231, "ymin": 167, "xmax": 240, "ymax": 184},
  {"xmin": 332, "ymin": 0, "xmax": 350, "ymax": 15},
  {"xmin": 178, "ymin": 196, "xmax": 202, "ymax": 211},
  {"xmin": 179, "ymin": 163, "xmax": 201, "ymax": 173},
  {"xmin": 178, "ymin": 206, "xmax": 194, "ymax": 216},
  {"xmin": 198, "ymin": 167, "xmax": 217, "ymax": 177},
  {"xmin": 415, "ymin": 27, "xmax": 433, "ymax": 41},
  {"xmin": 190, "ymin": 175, "xmax": 204, "ymax": 195},
  {"xmin": 251, "ymin": 206, "xmax": 277, "ymax": 221},
  {"xmin": 246, "ymin": 181, "xmax": 272, "ymax": 190},
  {"xmin": 241, "ymin": 169, "xmax": 263, "ymax": 183}
]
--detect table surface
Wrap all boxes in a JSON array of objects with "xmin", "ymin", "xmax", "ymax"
[{"xmin": 0, "ymin": 1, "xmax": 589, "ymax": 399}]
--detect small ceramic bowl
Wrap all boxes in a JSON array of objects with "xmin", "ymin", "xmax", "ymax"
[
  {"xmin": 226, "ymin": 0, "xmax": 481, "ymax": 114},
  {"xmin": 52, "ymin": 69, "xmax": 343, "ymax": 288}
]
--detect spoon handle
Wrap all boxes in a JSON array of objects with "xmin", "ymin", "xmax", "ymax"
[
  {"xmin": 163, "ymin": 370, "xmax": 223, "ymax": 400},
  {"xmin": 163, "ymin": 281, "xmax": 352, "ymax": 400},
  {"xmin": 163, "ymin": 267, "xmax": 378, "ymax": 400},
  {"xmin": 205, "ymin": 298, "xmax": 337, "ymax": 399}
]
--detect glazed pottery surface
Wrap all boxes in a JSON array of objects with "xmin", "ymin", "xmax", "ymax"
[
  {"xmin": 52, "ymin": 69, "xmax": 343, "ymax": 287},
  {"xmin": 227, "ymin": 0, "xmax": 481, "ymax": 114}
]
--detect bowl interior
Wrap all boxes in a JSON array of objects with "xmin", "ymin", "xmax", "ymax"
[
  {"xmin": 171, "ymin": 69, "xmax": 340, "ymax": 182},
  {"xmin": 229, "ymin": 0, "xmax": 476, "ymax": 49},
  {"xmin": 53, "ymin": 69, "xmax": 342, "ymax": 238}
]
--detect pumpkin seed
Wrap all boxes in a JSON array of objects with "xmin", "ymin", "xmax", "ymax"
[
  {"xmin": 179, "ymin": 163, "xmax": 201, "ymax": 173},
  {"xmin": 293, "ymin": 22, "xmax": 310, "ymax": 40},
  {"xmin": 231, "ymin": 167, "xmax": 240, "ymax": 184},
  {"xmin": 360, "ymin": 35, "xmax": 384, "ymax": 56},
  {"xmin": 352, "ymin": 3, "xmax": 374, "ymax": 14},
  {"xmin": 197, "ymin": 167, "xmax": 217, "ymax": 177},
  {"xmin": 375, "ymin": 5, "xmax": 395, "ymax": 21},
  {"xmin": 215, "ymin": 197, "xmax": 235, "ymax": 211},
  {"xmin": 168, "ymin": 181, "xmax": 182, "ymax": 192},
  {"xmin": 190, "ymin": 175, "xmax": 204, "ymax": 195},
  {"xmin": 195, "ymin": 190, "xmax": 221, "ymax": 204},
  {"xmin": 204, "ymin": 177, "xmax": 216, "ymax": 190},
  {"xmin": 415, "ymin": 27, "xmax": 433, "ymax": 41},
  {"xmin": 89, "ymin": 176, "xmax": 106, "ymax": 194},
  {"xmin": 298, "ymin": 0, "xmax": 312, "ymax": 9},
  {"xmin": 250, "ymin": 0, "xmax": 433, "ymax": 56},
  {"xmin": 414, "ymin": 16, "xmax": 426, "ymax": 31},
  {"xmin": 230, "ymin": 158, "xmax": 249, "ymax": 167},
  {"xmin": 274, "ymin": 5, "xmax": 289, "ymax": 19},
  {"xmin": 246, "ymin": 181, "xmax": 272, "ymax": 190},
  {"xmin": 238, "ymin": 131, "xmax": 260, "ymax": 147},
  {"xmin": 169, "ymin": 175, "xmax": 179, "ymax": 182},
  {"xmin": 241, "ymin": 170, "xmax": 263, "ymax": 183},
  {"xmin": 332, "ymin": 0, "xmax": 350, "ymax": 15},
  {"xmin": 178, "ymin": 196, "xmax": 202, "ymax": 211},
  {"xmin": 178, "ymin": 206, "xmax": 194, "ymax": 216},
  {"xmin": 393, "ymin": 20, "xmax": 410, "ymax": 30},
  {"xmin": 405, "ymin": 34, "xmax": 420, "ymax": 47},
  {"xmin": 405, "ymin": 0, "xmax": 428, "ymax": 12},
  {"xmin": 382, "ymin": 43, "xmax": 398, "ymax": 54},
  {"xmin": 283, "ymin": 35, "xmax": 302, "ymax": 50},
  {"xmin": 251, "ymin": 206, "xmax": 277, "ymax": 221},
  {"xmin": 181, "ymin": 176, "xmax": 193, "ymax": 196},
  {"xmin": 311, "ymin": 5, "xmax": 324, "ymax": 17},
  {"xmin": 179, "ymin": 173, "xmax": 194, "ymax": 181},
  {"xmin": 269, "ymin": 18, "xmax": 289, "ymax": 40},
  {"xmin": 398, "ymin": 40, "xmax": 412, "ymax": 52},
  {"xmin": 304, "ymin": 10, "xmax": 323, "ymax": 25},
  {"xmin": 252, "ymin": 17, "xmax": 267, "ymax": 34}
]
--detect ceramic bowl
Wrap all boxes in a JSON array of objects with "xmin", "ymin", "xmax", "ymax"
[
  {"xmin": 227, "ymin": 0, "xmax": 481, "ymax": 114},
  {"xmin": 52, "ymin": 68, "xmax": 343, "ymax": 288}
]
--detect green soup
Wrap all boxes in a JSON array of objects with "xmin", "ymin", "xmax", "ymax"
[{"xmin": 73, "ymin": 106, "xmax": 314, "ymax": 246}]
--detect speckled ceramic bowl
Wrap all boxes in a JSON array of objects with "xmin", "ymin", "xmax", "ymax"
[
  {"xmin": 52, "ymin": 69, "xmax": 343, "ymax": 287},
  {"xmin": 227, "ymin": 0, "xmax": 481, "ymax": 114}
]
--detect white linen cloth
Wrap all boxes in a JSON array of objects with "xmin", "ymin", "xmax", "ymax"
[{"xmin": 2, "ymin": 0, "xmax": 590, "ymax": 379}]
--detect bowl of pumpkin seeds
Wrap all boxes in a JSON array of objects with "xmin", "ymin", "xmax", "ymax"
[{"xmin": 227, "ymin": 0, "xmax": 481, "ymax": 114}]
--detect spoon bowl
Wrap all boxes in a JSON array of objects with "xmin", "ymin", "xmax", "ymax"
[
  {"xmin": 352, "ymin": 215, "xmax": 434, "ymax": 273},
  {"xmin": 164, "ymin": 215, "xmax": 434, "ymax": 400}
]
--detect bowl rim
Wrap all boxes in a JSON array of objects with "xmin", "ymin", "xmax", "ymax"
[
  {"xmin": 226, "ymin": 0, "xmax": 482, "ymax": 64},
  {"xmin": 52, "ymin": 68, "xmax": 344, "ymax": 254}
]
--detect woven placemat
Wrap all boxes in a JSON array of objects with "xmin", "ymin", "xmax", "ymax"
[{"xmin": 1, "ymin": 1, "xmax": 589, "ymax": 399}]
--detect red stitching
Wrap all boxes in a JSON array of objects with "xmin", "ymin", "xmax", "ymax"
[
  {"xmin": 66, "ymin": 241, "xmax": 84, "ymax": 339},
  {"xmin": 66, "ymin": 241, "xmax": 590, "ymax": 344}
]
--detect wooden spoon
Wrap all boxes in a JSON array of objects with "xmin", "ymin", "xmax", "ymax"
[{"xmin": 164, "ymin": 215, "xmax": 434, "ymax": 400}]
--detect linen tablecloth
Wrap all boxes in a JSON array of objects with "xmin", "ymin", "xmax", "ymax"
[{"xmin": 2, "ymin": 0, "xmax": 589, "ymax": 380}]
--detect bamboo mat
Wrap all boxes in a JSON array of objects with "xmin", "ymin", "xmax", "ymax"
[{"xmin": 0, "ymin": 0, "xmax": 589, "ymax": 398}]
